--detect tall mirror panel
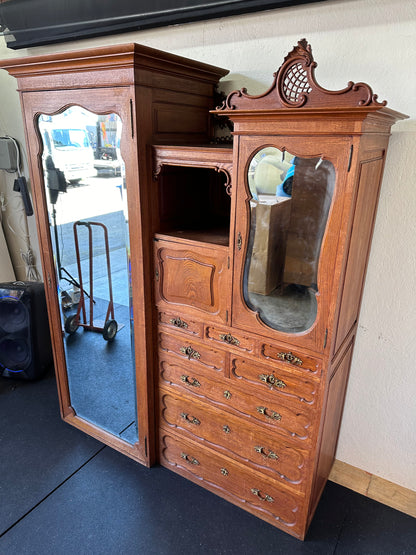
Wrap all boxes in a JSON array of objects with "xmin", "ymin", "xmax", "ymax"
[
  {"xmin": 244, "ymin": 147, "xmax": 335, "ymax": 333},
  {"xmin": 38, "ymin": 106, "xmax": 138, "ymax": 443}
]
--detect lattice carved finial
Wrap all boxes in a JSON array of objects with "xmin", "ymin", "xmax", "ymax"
[{"xmin": 216, "ymin": 38, "xmax": 387, "ymax": 111}]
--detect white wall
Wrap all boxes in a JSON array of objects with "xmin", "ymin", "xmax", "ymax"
[{"xmin": 0, "ymin": 0, "xmax": 414, "ymax": 490}]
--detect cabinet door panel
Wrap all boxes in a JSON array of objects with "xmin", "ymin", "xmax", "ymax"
[
  {"xmin": 154, "ymin": 239, "xmax": 229, "ymax": 324},
  {"xmin": 232, "ymin": 137, "xmax": 352, "ymax": 352}
]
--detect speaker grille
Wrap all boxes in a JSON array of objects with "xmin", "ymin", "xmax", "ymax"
[
  {"xmin": 0, "ymin": 296, "xmax": 29, "ymax": 333},
  {"xmin": 0, "ymin": 336, "xmax": 31, "ymax": 370}
]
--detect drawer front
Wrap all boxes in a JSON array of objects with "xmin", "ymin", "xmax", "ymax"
[
  {"xmin": 260, "ymin": 342, "xmax": 322, "ymax": 378},
  {"xmin": 160, "ymin": 431, "xmax": 304, "ymax": 536},
  {"xmin": 159, "ymin": 390, "xmax": 310, "ymax": 490},
  {"xmin": 204, "ymin": 325, "xmax": 256, "ymax": 355},
  {"xmin": 158, "ymin": 310, "xmax": 202, "ymax": 337},
  {"xmin": 159, "ymin": 331, "xmax": 226, "ymax": 373},
  {"xmin": 230, "ymin": 356, "xmax": 320, "ymax": 407},
  {"xmin": 159, "ymin": 360, "xmax": 314, "ymax": 443}
]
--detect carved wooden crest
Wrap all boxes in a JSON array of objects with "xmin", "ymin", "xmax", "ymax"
[{"xmin": 216, "ymin": 39, "xmax": 387, "ymax": 111}]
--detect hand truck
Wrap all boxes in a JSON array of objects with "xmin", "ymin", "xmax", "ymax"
[{"xmin": 64, "ymin": 220, "xmax": 118, "ymax": 341}]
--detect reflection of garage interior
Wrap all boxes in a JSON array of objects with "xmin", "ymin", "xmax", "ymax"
[{"xmin": 247, "ymin": 156, "xmax": 334, "ymax": 332}]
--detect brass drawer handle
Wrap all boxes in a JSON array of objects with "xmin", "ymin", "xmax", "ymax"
[
  {"xmin": 181, "ymin": 375, "xmax": 201, "ymax": 387},
  {"xmin": 181, "ymin": 452, "xmax": 200, "ymax": 465},
  {"xmin": 259, "ymin": 373, "xmax": 286, "ymax": 389},
  {"xmin": 276, "ymin": 351, "xmax": 303, "ymax": 366},
  {"xmin": 254, "ymin": 446, "xmax": 279, "ymax": 460},
  {"xmin": 251, "ymin": 488, "xmax": 274, "ymax": 503},
  {"xmin": 219, "ymin": 333, "xmax": 240, "ymax": 346},
  {"xmin": 180, "ymin": 345, "xmax": 201, "ymax": 360},
  {"xmin": 180, "ymin": 412, "xmax": 201, "ymax": 426},
  {"xmin": 222, "ymin": 425, "xmax": 231, "ymax": 434},
  {"xmin": 170, "ymin": 317, "xmax": 188, "ymax": 329},
  {"xmin": 256, "ymin": 406, "xmax": 282, "ymax": 421}
]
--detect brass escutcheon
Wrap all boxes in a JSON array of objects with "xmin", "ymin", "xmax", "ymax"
[
  {"xmin": 219, "ymin": 333, "xmax": 240, "ymax": 346},
  {"xmin": 259, "ymin": 373, "xmax": 287, "ymax": 389},
  {"xmin": 222, "ymin": 425, "xmax": 231, "ymax": 434},
  {"xmin": 277, "ymin": 351, "xmax": 303, "ymax": 366},
  {"xmin": 223, "ymin": 390, "xmax": 232, "ymax": 400},
  {"xmin": 221, "ymin": 468, "xmax": 229, "ymax": 476}
]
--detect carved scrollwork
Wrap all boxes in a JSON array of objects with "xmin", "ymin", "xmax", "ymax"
[{"xmin": 215, "ymin": 38, "xmax": 387, "ymax": 112}]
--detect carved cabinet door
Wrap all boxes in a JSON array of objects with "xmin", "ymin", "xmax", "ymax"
[
  {"xmin": 154, "ymin": 238, "xmax": 231, "ymax": 325},
  {"xmin": 231, "ymin": 135, "xmax": 353, "ymax": 353}
]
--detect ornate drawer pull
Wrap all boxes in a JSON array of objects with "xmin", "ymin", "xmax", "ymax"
[
  {"xmin": 181, "ymin": 375, "xmax": 201, "ymax": 387},
  {"xmin": 170, "ymin": 317, "xmax": 188, "ymax": 329},
  {"xmin": 219, "ymin": 333, "xmax": 240, "ymax": 346},
  {"xmin": 180, "ymin": 345, "xmax": 201, "ymax": 360},
  {"xmin": 181, "ymin": 452, "xmax": 200, "ymax": 465},
  {"xmin": 256, "ymin": 406, "xmax": 282, "ymax": 421},
  {"xmin": 223, "ymin": 390, "xmax": 232, "ymax": 400},
  {"xmin": 251, "ymin": 488, "xmax": 274, "ymax": 503},
  {"xmin": 254, "ymin": 446, "xmax": 279, "ymax": 460},
  {"xmin": 180, "ymin": 412, "xmax": 201, "ymax": 425},
  {"xmin": 259, "ymin": 373, "xmax": 286, "ymax": 389},
  {"xmin": 276, "ymin": 351, "xmax": 303, "ymax": 366},
  {"xmin": 222, "ymin": 425, "xmax": 231, "ymax": 434},
  {"xmin": 221, "ymin": 468, "xmax": 229, "ymax": 476}
]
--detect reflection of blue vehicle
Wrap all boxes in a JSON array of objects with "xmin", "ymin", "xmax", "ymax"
[{"xmin": 276, "ymin": 159, "xmax": 296, "ymax": 197}]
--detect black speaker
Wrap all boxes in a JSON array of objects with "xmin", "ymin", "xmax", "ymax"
[{"xmin": 0, "ymin": 281, "xmax": 53, "ymax": 380}]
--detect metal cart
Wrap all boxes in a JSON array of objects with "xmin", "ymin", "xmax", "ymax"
[{"xmin": 64, "ymin": 220, "xmax": 118, "ymax": 341}]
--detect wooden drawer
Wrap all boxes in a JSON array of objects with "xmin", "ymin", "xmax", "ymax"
[
  {"xmin": 158, "ymin": 310, "xmax": 202, "ymax": 337},
  {"xmin": 159, "ymin": 431, "xmax": 305, "ymax": 537},
  {"xmin": 230, "ymin": 356, "xmax": 320, "ymax": 408},
  {"xmin": 159, "ymin": 361, "xmax": 314, "ymax": 443},
  {"xmin": 159, "ymin": 331, "xmax": 226, "ymax": 373},
  {"xmin": 260, "ymin": 342, "xmax": 322, "ymax": 378},
  {"xmin": 159, "ymin": 389, "xmax": 310, "ymax": 489},
  {"xmin": 204, "ymin": 325, "xmax": 256, "ymax": 355}
]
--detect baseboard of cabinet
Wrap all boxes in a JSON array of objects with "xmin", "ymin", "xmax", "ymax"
[{"xmin": 329, "ymin": 459, "xmax": 416, "ymax": 518}]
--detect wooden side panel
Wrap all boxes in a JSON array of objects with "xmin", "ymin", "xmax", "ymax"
[
  {"xmin": 334, "ymin": 144, "xmax": 387, "ymax": 353},
  {"xmin": 308, "ymin": 339, "xmax": 354, "ymax": 522}
]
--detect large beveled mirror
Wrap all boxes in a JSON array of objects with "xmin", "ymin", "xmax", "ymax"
[
  {"xmin": 244, "ymin": 146, "xmax": 335, "ymax": 333},
  {"xmin": 38, "ymin": 106, "xmax": 138, "ymax": 444}
]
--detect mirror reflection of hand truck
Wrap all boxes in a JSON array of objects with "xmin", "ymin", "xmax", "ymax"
[{"xmin": 64, "ymin": 220, "xmax": 118, "ymax": 341}]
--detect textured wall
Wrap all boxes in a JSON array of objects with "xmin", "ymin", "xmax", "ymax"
[{"xmin": 0, "ymin": 0, "xmax": 414, "ymax": 490}]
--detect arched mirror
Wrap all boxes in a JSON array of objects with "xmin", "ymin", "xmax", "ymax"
[
  {"xmin": 244, "ymin": 146, "xmax": 335, "ymax": 333},
  {"xmin": 38, "ymin": 106, "xmax": 138, "ymax": 443}
]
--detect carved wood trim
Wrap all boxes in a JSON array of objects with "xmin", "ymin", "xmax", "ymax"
[
  {"xmin": 152, "ymin": 144, "xmax": 233, "ymax": 195},
  {"xmin": 215, "ymin": 38, "xmax": 387, "ymax": 112}
]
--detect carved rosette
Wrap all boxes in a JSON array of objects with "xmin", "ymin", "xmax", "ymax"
[{"xmin": 216, "ymin": 38, "xmax": 387, "ymax": 111}]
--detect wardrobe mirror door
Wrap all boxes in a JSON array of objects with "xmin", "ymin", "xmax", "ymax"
[
  {"xmin": 38, "ymin": 106, "xmax": 138, "ymax": 444},
  {"xmin": 244, "ymin": 146, "xmax": 335, "ymax": 333}
]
